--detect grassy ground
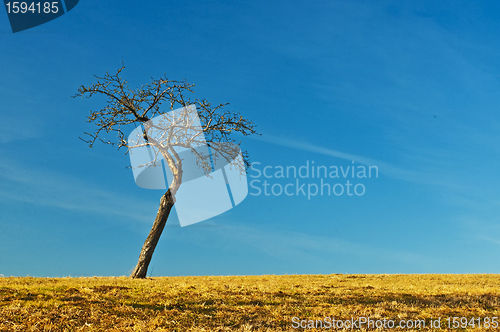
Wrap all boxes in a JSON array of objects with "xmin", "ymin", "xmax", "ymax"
[{"xmin": 0, "ymin": 274, "xmax": 499, "ymax": 331}]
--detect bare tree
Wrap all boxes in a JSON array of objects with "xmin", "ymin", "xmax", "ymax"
[{"xmin": 74, "ymin": 65, "xmax": 258, "ymax": 278}]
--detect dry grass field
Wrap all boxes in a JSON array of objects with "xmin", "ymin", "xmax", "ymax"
[{"xmin": 0, "ymin": 274, "xmax": 499, "ymax": 331}]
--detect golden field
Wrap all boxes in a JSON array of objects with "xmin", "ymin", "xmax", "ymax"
[{"xmin": 0, "ymin": 274, "xmax": 499, "ymax": 331}]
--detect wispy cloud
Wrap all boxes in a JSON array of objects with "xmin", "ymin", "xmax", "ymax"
[
  {"xmin": 0, "ymin": 159, "xmax": 157, "ymax": 223},
  {"xmin": 251, "ymin": 133, "xmax": 429, "ymax": 184},
  {"xmin": 0, "ymin": 117, "xmax": 42, "ymax": 143},
  {"xmin": 211, "ymin": 222, "xmax": 434, "ymax": 270},
  {"xmin": 250, "ymin": 133, "xmax": 500, "ymax": 219}
]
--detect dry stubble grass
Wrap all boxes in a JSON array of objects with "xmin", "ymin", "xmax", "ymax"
[{"xmin": 0, "ymin": 274, "xmax": 499, "ymax": 331}]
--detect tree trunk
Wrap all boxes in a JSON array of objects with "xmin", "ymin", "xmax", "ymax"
[{"xmin": 130, "ymin": 189, "xmax": 175, "ymax": 278}]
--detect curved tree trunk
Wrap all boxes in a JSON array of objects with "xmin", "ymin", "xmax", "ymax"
[{"xmin": 130, "ymin": 189, "xmax": 175, "ymax": 278}]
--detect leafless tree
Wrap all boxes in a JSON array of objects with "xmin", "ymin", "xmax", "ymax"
[{"xmin": 74, "ymin": 65, "xmax": 258, "ymax": 278}]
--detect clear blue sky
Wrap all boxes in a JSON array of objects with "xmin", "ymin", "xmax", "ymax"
[{"xmin": 1, "ymin": 0, "xmax": 500, "ymax": 277}]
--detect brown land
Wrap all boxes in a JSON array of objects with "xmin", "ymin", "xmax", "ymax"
[{"xmin": 0, "ymin": 274, "xmax": 499, "ymax": 331}]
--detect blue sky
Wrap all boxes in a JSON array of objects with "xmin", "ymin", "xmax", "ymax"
[{"xmin": 2, "ymin": 0, "xmax": 500, "ymax": 277}]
